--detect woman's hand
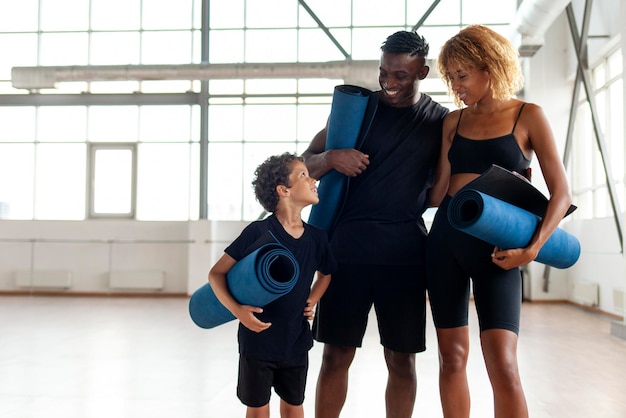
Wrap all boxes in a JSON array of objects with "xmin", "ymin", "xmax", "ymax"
[{"xmin": 491, "ymin": 246, "xmax": 538, "ymax": 270}]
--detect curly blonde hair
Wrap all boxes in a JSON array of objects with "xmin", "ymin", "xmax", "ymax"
[{"xmin": 437, "ymin": 25, "xmax": 524, "ymax": 107}]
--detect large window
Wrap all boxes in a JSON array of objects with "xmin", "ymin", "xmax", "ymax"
[
  {"xmin": 0, "ymin": 0, "xmax": 517, "ymax": 221},
  {"xmin": 571, "ymin": 48, "xmax": 624, "ymax": 219}
]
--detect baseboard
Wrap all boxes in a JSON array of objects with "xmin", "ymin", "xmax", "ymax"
[{"xmin": 0, "ymin": 290, "xmax": 188, "ymax": 298}]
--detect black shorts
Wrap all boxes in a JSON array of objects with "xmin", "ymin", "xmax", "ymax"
[
  {"xmin": 426, "ymin": 195, "xmax": 522, "ymax": 334},
  {"xmin": 313, "ymin": 263, "xmax": 426, "ymax": 353},
  {"xmin": 237, "ymin": 353, "xmax": 308, "ymax": 407}
]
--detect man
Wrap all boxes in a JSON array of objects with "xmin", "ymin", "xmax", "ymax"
[{"xmin": 302, "ymin": 30, "xmax": 448, "ymax": 418}]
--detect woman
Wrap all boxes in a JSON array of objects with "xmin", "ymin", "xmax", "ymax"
[{"xmin": 427, "ymin": 25, "xmax": 572, "ymax": 418}]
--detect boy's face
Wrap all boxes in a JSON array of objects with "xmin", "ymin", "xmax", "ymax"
[{"xmin": 285, "ymin": 160, "xmax": 319, "ymax": 206}]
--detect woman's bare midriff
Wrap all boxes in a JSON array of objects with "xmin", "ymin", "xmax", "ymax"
[{"xmin": 448, "ymin": 173, "xmax": 481, "ymax": 197}]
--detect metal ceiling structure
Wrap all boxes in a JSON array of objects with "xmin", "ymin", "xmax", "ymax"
[{"xmin": 11, "ymin": 61, "xmax": 381, "ymax": 91}]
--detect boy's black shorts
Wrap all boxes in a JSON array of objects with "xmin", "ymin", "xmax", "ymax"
[{"xmin": 237, "ymin": 353, "xmax": 308, "ymax": 407}]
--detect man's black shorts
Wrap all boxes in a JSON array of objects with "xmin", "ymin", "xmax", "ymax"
[{"xmin": 313, "ymin": 263, "xmax": 426, "ymax": 353}]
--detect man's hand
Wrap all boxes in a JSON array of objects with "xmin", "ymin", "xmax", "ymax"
[{"xmin": 326, "ymin": 149, "xmax": 370, "ymax": 177}]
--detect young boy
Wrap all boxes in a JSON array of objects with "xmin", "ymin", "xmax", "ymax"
[{"xmin": 208, "ymin": 152, "xmax": 336, "ymax": 418}]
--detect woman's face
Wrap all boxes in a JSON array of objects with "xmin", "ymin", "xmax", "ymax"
[{"xmin": 446, "ymin": 62, "xmax": 491, "ymax": 106}]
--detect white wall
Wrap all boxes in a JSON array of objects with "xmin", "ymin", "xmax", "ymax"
[
  {"xmin": 0, "ymin": 219, "xmax": 247, "ymax": 296},
  {"xmin": 520, "ymin": 0, "xmax": 626, "ymax": 316}
]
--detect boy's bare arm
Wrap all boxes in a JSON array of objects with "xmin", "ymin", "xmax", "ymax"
[
  {"xmin": 304, "ymin": 271, "xmax": 332, "ymax": 320},
  {"xmin": 208, "ymin": 254, "xmax": 272, "ymax": 332}
]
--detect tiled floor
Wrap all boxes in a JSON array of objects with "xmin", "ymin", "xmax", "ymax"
[{"xmin": 1, "ymin": 295, "xmax": 625, "ymax": 418}]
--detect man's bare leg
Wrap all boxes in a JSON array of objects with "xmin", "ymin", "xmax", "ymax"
[{"xmin": 315, "ymin": 344, "xmax": 357, "ymax": 418}]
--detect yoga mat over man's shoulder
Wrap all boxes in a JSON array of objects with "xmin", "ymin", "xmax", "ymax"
[
  {"xmin": 308, "ymin": 85, "xmax": 376, "ymax": 233},
  {"xmin": 189, "ymin": 231, "xmax": 300, "ymax": 329}
]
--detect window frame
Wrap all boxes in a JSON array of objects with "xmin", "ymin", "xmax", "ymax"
[{"xmin": 87, "ymin": 142, "xmax": 138, "ymax": 219}]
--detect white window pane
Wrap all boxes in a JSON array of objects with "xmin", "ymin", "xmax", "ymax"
[
  {"xmin": 38, "ymin": 107, "xmax": 87, "ymax": 142},
  {"xmin": 462, "ymin": 0, "xmax": 516, "ymax": 24},
  {"xmin": 246, "ymin": 0, "xmax": 296, "ymax": 28},
  {"xmin": 0, "ymin": 34, "xmax": 38, "ymax": 80},
  {"xmin": 298, "ymin": 29, "xmax": 348, "ymax": 62},
  {"xmin": 0, "ymin": 144, "xmax": 35, "ymax": 219},
  {"xmin": 136, "ymin": 144, "xmax": 191, "ymax": 220},
  {"xmin": 0, "ymin": 0, "xmax": 38, "ymax": 31},
  {"xmin": 90, "ymin": 32, "xmax": 140, "ymax": 65},
  {"xmin": 91, "ymin": 0, "xmax": 140, "ymax": 30},
  {"xmin": 40, "ymin": 0, "xmax": 88, "ymax": 31},
  {"xmin": 88, "ymin": 106, "xmax": 139, "ymax": 142},
  {"xmin": 188, "ymin": 143, "xmax": 200, "ymax": 220},
  {"xmin": 210, "ymin": 0, "xmax": 244, "ymax": 29},
  {"xmin": 299, "ymin": 0, "xmax": 351, "ymax": 27},
  {"xmin": 245, "ymin": 30, "xmax": 297, "ymax": 63},
  {"xmin": 245, "ymin": 79, "xmax": 297, "ymax": 95},
  {"xmin": 142, "ymin": 0, "xmax": 193, "ymax": 30},
  {"xmin": 140, "ymin": 80, "xmax": 195, "ymax": 93},
  {"xmin": 418, "ymin": 26, "xmax": 462, "ymax": 61},
  {"xmin": 244, "ymin": 105, "xmax": 297, "ymax": 142},
  {"xmin": 40, "ymin": 33, "xmax": 89, "ymax": 66},
  {"xmin": 191, "ymin": 106, "xmax": 201, "ymax": 142},
  {"xmin": 208, "ymin": 106, "xmax": 243, "ymax": 142},
  {"xmin": 608, "ymin": 50, "xmax": 623, "ymax": 79},
  {"xmin": 139, "ymin": 106, "xmax": 191, "ymax": 142},
  {"xmin": 297, "ymin": 79, "xmax": 340, "ymax": 94},
  {"xmin": 35, "ymin": 144, "xmax": 86, "ymax": 220},
  {"xmin": 409, "ymin": 0, "xmax": 459, "ymax": 26},
  {"xmin": 209, "ymin": 79, "xmax": 244, "ymax": 95},
  {"xmin": 89, "ymin": 81, "xmax": 140, "ymax": 94},
  {"xmin": 142, "ymin": 31, "xmax": 193, "ymax": 64},
  {"xmin": 297, "ymin": 104, "xmax": 331, "ymax": 143},
  {"xmin": 93, "ymin": 149, "xmax": 133, "ymax": 214},
  {"xmin": 208, "ymin": 143, "xmax": 243, "ymax": 220},
  {"xmin": 54, "ymin": 82, "xmax": 89, "ymax": 94},
  {"xmin": 0, "ymin": 107, "xmax": 36, "ymax": 142},
  {"xmin": 353, "ymin": 0, "xmax": 406, "ymax": 26},
  {"xmin": 609, "ymin": 80, "xmax": 623, "ymax": 182},
  {"xmin": 209, "ymin": 30, "xmax": 245, "ymax": 63},
  {"xmin": 352, "ymin": 27, "xmax": 401, "ymax": 60}
]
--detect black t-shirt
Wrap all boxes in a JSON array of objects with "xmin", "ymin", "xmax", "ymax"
[
  {"xmin": 225, "ymin": 214, "xmax": 336, "ymax": 362},
  {"xmin": 330, "ymin": 93, "xmax": 448, "ymax": 265}
]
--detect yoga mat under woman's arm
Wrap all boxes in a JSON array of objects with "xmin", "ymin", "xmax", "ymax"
[{"xmin": 447, "ymin": 189, "xmax": 580, "ymax": 269}]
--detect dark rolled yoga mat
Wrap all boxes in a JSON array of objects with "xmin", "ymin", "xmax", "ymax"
[
  {"xmin": 189, "ymin": 231, "xmax": 300, "ymax": 329},
  {"xmin": 308, "ymin": 84, "xmax": 375, "ymax": 233},
  {"xmin": 447, "ymin": 189, "xmax": 581, "ymax": 269}
]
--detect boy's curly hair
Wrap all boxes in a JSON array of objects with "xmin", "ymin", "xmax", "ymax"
[{"xmin": 252, "ymin": 152, "xmax": 303, "ymax": 212}]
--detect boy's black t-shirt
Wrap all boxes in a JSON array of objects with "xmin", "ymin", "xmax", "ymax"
[
  {"xmin": 330, "ymin": 94, "xmax": 448, "ymax": 266},
  {"xmin": 225, "ymin": 214, "xmax": 336, "ymax": 362}
]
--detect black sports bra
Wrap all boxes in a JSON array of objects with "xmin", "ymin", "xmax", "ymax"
[{"xmin": 448, "ymin": 104, "xmax": 531, "ymax": 175}]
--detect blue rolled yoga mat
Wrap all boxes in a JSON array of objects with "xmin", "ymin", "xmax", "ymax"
[
  {"xmin": 447, "ymin": 189, "xmax": 581, "ymax": 269},
  {"xmin": 189, "ymin": 231, "xmax": 300, "ymax": 329},
  {"xmin": 308, "ymin": 85, "xmax": 374, "ymax": 232}
]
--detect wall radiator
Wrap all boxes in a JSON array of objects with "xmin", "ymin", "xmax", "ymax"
[
  {"xmin": 15, "ymin": 270, "xmax": 72, "ymax": 289},
  {"xmin": 572, "ymin": 281, "xmax": 599, "ymax": 307},
  {"xmin": 109, "ymin": 270, "xmax": 164, "ymax": 290}
]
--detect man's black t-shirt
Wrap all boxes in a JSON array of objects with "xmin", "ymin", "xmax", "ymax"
[{"xmin": 330, "ymin": 93, "xmax": 448, "ymax": 266}]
